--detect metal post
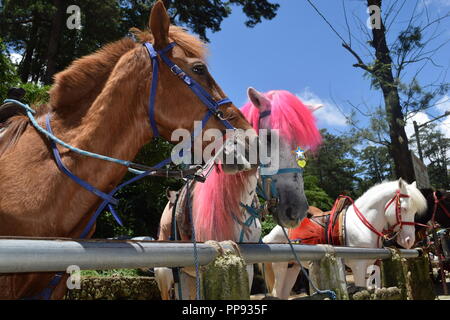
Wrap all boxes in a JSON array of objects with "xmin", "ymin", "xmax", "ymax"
[{"xmin": 413, "ymin": 120, "xmax": 424, "ymax": 162}]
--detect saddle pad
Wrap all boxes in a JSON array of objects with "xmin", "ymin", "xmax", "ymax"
[
  {"xmin": 174, "ymin": 181, "xmax": 196, "ymax": 240},
  {"xmin": 288, "ymin": 199, "xmax": 350, "ymax": 246}
]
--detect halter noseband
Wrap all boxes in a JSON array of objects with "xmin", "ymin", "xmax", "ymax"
[
  {"xmin": 383, "ymin": 190, "xmax": 414, "ymax": 233},
  {"xmin": 144, "ymin": 42, "xmax": 234, "ymax": 138}
]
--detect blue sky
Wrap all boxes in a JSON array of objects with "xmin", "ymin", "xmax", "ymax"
[{"xmin": 204, "ymin": 0, "xmax": 450, "ymax": 142}]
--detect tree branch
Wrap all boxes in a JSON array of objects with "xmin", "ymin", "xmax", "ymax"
[{"xmin": 342, "ymin": 43, "xmax": 372, "ymax": 72}]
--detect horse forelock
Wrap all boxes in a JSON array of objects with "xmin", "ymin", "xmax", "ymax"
[
  {"xmin": 240, "ymin": 90, "xmax": 322, "ymax": 150},
  {"xmin": 406, "ymin": 183, "xmax": 428, "ymax": 215}
]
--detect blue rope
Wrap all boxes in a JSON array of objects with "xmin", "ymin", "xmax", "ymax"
[
  {"xmin": 4, "ymin": 99, "xmax": 133, "ymax": 168},
  {"xmin": 239, "ymin": 202, "xmax": 263, "ymax": 243},
  {"xmin": 258, "ymin": 167, "xmax": 304, "ymax": 199},
  {"xmin": 186, "ymin": 180, "xmax": 202, "ymax": 300},
  {"xmin": 281, "ymin": 227, "xmax": 337, "ymax": 300}
]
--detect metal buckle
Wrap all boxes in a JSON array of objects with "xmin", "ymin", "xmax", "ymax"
[
  {"xmin": 215, "ymin": 110, "xmax": 225, "ymax": 120},
  {"xmin": 170, "ymin": 65, "xmax": 182, "ymax": 75}
]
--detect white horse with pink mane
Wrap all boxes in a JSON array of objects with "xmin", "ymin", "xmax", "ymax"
[
  {"xmin": 262, "ymin": 179, "xmax": 428, "ymax": 299},
  {"xmin": 155, "ymin": 88, "xmax": 322, "ymax": 300}
]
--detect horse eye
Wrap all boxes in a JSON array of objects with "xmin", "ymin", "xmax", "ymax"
[{"xmin": 192, "ymin": 64, "xmax": 207, "ymax": 75}]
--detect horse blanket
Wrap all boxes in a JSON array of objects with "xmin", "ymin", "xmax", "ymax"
[{"xmin": 288, "ymin": 197, "xmax": 350, "ymax": 246}]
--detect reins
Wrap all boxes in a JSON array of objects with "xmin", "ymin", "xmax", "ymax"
[{"xmin": 433, "ymin": 191, "xmax": 450, "ymax": 223}]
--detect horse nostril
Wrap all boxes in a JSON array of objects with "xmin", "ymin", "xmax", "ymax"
[
  {"xmin": 286, "ymin": 207, "xmax": 295, "ymax": 220},
  {"xmin": 405, "ymin": 237, "xmax": 413, "ymax": 247}
]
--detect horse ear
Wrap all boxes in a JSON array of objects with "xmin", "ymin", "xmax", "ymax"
[
  {"xmin": 149, "ymin": 1, "xmax": 170, "ymax": 50},
  {"xmin": 306, "ymin": 104, "xmax": 323, "ymax": 113},
  {"xmin": 411, "ymin": 181, "xmax": 417, "ymax": 188},
  {"xmin": 247, "ymin": 87, "xmax": 271, "ymax": 111},
  {"xmin": 398, "ymin": 178, "xmax": 407, "ymax": 191}
]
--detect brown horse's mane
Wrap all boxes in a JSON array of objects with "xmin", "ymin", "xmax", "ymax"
[
  {"xmin": 0, "ymin": 25, "xmax": 206, "ymax": 159},
  {"xmin": 49, "ymin": 38, "xmax": 138, "ymax": 112}
]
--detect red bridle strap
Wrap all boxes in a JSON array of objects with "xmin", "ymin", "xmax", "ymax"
[
  {"xmin": 384, "ymin": 190, "xmax": 411, "ymax": 232},
  {"xmin": 338, "ymin": 190, "xmax": 412, "ymax": 243},
  {"xmin": 336, "ymin": 195, "xmax": 385, "ymax": 238},
  {"xmin": 434, "ymin": 191, "xmax": 450, "ymax": 221}
]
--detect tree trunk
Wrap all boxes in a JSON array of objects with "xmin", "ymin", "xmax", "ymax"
[
  {"xmin": 367, "ymin": 0, "xmax": 415, "ymax": 183},
  {"xmin": 43, "ymin": 0, "xmax": 65, "ymax": 85},
  {"xmin": 19, "ymin": 15, "xmax": 39, "ymax": 83}
]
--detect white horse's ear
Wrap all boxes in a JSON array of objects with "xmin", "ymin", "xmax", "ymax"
[
  {"xmin": 411, "ymin": 181, "xmax": 417, "ymax": 188},
  {"xmin": 247, "ymin": 87, "xmax": 271, "ymax": 111},
  {"xmin": 306, "ymin": 104, "xmax": 323, "ymax": 113},
  {"xmin": 398, "ymin": 178, "xmax": 406, "ymax": 191}
]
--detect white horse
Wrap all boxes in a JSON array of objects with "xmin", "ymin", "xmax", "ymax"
[
  {"xmin": 262, "ymin": 179, "xmax": 428, "ymax": 299},
  {"xmin": 154, "ymin": 88, "xmax": 323, "ymax": 299}
]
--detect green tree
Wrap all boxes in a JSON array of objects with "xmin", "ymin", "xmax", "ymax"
[
  {"xmin": 415, "ymin": 127, "xmax": 450, "ymax": 189},
  {"xmin": 305, "ymin": 129, "xmax": 361, "ymax": 199},
  {"xmin": 303, "ymin": 175, "xmax": 334, "ymax": 211},
  {"xmin": 94, "ymin": 139, "xmax": 183, "ymax": 239},
  {"xmin": 329, "ymin": 0, "xmax": 450, "ymax": 182},
  {"xmin": 0, "ymin": 0, "xmax": 279, "ymax": 84},
  {"xmin": 357, "ymin": 145, "xmax": 393, "ymax": 190},
  {"xmin": 0, "ymin": 37, "xmax": 19, "ymax": 100}
]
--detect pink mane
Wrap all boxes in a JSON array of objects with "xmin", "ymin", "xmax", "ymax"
[
  {"xmin": 241, "ymin": 90, "xmax": 322, "ymax": 150},
  {"xmin": 193, "ymin": 90, "xmax": 322, "ymax": 241}
]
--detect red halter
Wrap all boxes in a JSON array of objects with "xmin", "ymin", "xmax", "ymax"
[
  {"xmin": 432, "ymin": 191, "xmax": 450, "ymax": 225},
  {"xmin": 383, "ymin": 190, "xmax": 414, "ymax": 233},
  {"xmin": 330, "ymin": 190, "xmax": 411, "ymax": 244}
]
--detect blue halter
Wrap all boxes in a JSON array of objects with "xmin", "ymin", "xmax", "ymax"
[
  {"xmin": 144, "ymin": 42, "xmax": 234, "ymax": 137},
  {"xmin": 256, "ymin": 110, "xmax": 304, "ymax": 205}
]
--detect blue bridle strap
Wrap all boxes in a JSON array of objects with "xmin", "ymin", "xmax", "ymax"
[
  {"xmin": 144, "ymin": 43, "xmax": 160, "ymax": 137},
  {"xmin": 45, "ymin": 115, "xmax": 123, "ymax": 226},
  {"xmin": 258, "ymin": 167, "xmax": 304, "ymax": 200},
  {"xmin": 259, "ymin": 110, "xmax": 271, "ymax": 119},
  {"xmin": 143, "ymin": 42, "xmax": 235, "ymax": 137},
  {"xmin": 238, "ymin": 202, "xmax": 263, "ymax": 243}
]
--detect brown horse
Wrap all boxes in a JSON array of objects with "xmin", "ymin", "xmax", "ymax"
[{"xmin": 0, "ymin": 1, "xmax": 257, "ymax": 299}]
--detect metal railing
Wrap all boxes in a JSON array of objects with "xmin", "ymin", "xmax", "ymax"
[{"xmin": 0, "ymin": 238, "xmax": 420, "ymax": 273}]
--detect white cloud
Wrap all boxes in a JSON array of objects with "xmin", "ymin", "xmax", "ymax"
[
  {"xmin": 405, "ymin": 112, "xmax": 431, "ymax": 139},
  {"xmin": 406, "ymin": 109, "xmax": 450, "ymax": 164},
  {"xmin": 435, "ymin": 94, "xmax": 450, "ymax": 113},
  {"xmin": 296, "ymin": 88, "xmax": 348, "ymax": 128}
]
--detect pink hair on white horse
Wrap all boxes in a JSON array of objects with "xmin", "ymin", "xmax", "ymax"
[
  {"xmin": 241, "ymin": 90, "xmax": 322, "ymax": 149},
  {"xmin": 193, "ymin": 90, "xmax": 322, "ymax": 241}
]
